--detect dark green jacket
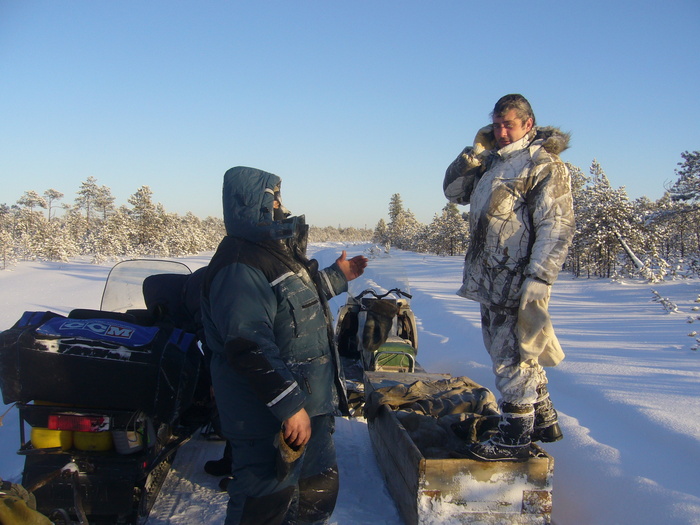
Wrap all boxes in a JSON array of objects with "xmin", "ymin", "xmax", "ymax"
[{"xmin": 202, "ymin": 167, "xmax": 348, "ymax": 439}]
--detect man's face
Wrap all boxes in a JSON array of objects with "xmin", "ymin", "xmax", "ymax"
[{"xmin": 492, "ymin": 109, "xmax": 533, "ymax": 149}]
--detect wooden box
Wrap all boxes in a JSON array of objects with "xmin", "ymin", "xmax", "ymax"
[{"xmin": 365, "ymin": 371, "xmax": 554, "ymax": 525}]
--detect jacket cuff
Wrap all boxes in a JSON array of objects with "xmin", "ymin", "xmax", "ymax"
[
  {"xmin": 267, "ymin": 383, "xmax": 307, "ymax": 423},
  {"xmin": 321, "ymin": 263, "xmax": 349, "ymax": 298},
  {"xmin": 527, "ymin": 275, "xmax": 552, "ymax": 286}
]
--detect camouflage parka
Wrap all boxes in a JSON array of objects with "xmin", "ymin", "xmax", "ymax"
[{"xmin": 443, "ymin": 126, "xmax": 575, "ymax": 309}]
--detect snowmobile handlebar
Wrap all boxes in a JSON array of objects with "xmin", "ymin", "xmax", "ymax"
[{"xmin": 353, "ymin": 288, "xmax": 412, "ymax": 301}]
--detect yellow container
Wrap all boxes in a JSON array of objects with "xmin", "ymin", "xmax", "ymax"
[
  {"xmin": 31, "ymin": 427, "xmax": 73, "ymax": 451},
  {"xmin": 73, "ymin": 431, "xmax": 113, "ymax": 451}
]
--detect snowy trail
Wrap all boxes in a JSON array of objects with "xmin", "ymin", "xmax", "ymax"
[
  {"xmin": 147, "ymin": 435, "xmax": 228, "ymax": 524},
  {"xmin": 145, "ymin": 418, "xmax": 402, "ymax": 525},
  {"xmin": 2, "ymin": 246, "xmax": 700, "ymax": 524},
  {"xmin": 322, "ymin": 418, "xmax": 402, "ymax": 525},
  {"xmin": 350, "ymin": 248, "xmax": 700, "ymax": 525}
]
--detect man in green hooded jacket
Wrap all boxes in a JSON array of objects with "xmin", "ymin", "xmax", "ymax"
[{"xmin": 202, "ymin": 166, "xmax": 367, "ymax": 524}]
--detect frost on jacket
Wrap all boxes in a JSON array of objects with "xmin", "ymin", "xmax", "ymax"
[{"xmin": 443, "ymin": 127, "xmax": 575, "ymax": 309}]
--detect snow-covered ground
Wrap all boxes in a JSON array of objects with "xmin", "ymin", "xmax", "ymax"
[{"xmin": 1, "ymin": 244, "xmax": 699, "ymax": 525}]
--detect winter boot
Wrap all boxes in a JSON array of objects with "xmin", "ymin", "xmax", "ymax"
[
  {"xmin": 468, "ymin": 403, "xmax": 535, "ymax": 462},
  {"xmin": 532, "ymin": 385, "xmax": 563, "ymax": 443},
  {"xmin": 218, "ymin": 476, "xmax": 233, "ymax": 492},
  {"xmin": 204, "ymin": 456, "xmax": 233, "ymax": 476},
  {"xmin": 204, "ymin": 441, "xmax": 233, "ymax": 476}
]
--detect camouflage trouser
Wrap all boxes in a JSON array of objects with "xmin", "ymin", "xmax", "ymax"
[
  {"xmin": 224, "ymin": 415, "xmax": 338, "ymax": 525},
  {"xmin": 480, "ymin": 304, "xmax": 547, "ymax": 405}
]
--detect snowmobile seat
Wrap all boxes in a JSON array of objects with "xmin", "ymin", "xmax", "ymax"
[
  {"xmin": 143, "ymin": 268, "xmax": 212, "ymax": 427},
  {"xmin": 337, "ymin": 307, "xmax": 360, "ymax": 359},
  {"xmin": 142, "ymin": 268, "xmax": 206, "ymax": 334},
  {"xmin": 360, "ymin": 298, "xmax": 399, "ymax": 353},
  {"xmin": 68, "ymin": 308, "xmax": 139, "ymax": 324}
]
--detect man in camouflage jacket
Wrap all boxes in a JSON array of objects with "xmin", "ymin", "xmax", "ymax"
[{"xmin": 443, "ymin": 94, "xmax": 574, "ymax": 461}]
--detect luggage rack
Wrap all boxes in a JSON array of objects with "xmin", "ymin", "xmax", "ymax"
[{"xmin": 16, "ymin": 402, "xmax": 146, "ymax": 456}]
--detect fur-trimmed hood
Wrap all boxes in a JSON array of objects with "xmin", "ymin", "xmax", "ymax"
[
  {"xmin": 477, "ymin": 125, "xmax": 571, "ymax": 156},
  {"xmin": 531, "ymin": 126, "xmax": 570, "ymax": 156},
  {"xmin": 443, "ymin": 125, "xmax": 571, "ymax": 205}
]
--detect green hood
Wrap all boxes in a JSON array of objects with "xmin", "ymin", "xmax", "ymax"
[{"xmin": 222, "ymin": 166, "xmax": 306, "ymax": 244}]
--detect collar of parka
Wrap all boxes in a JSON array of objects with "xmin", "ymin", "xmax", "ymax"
[{"xmin": 497, "ymin": 127, "xmax": 570, "ymax": 156}]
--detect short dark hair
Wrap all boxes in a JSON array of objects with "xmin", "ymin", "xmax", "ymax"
[{"xmin": 491, "ymin": 94, "xmax": 536, "ymax": 127}]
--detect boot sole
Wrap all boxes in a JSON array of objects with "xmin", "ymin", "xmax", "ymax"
[
  {"xmin": 467, "ymin": 449, "xmax": 531, "ymax": 462},
  {"xmin": 467, "ymin": 443, "xmax": 531, "ymax": 463}
]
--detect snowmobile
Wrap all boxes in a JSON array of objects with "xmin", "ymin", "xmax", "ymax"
[
  {"xmin": 335, "ymin": 286, "xmax": 418, "ymax": 415},
  {"xmin": 336, "ymin": 287, "xmax": 418, "ymax": 372},
  {"xmin": 0, "ymin": 260, "xmax": 211, "ymax": 524}
]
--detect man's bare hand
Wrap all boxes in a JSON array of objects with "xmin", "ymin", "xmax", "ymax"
[
  {"xmin": 336, "ymin": 250, "xmax": 368, "ymax": 282},
  {"xmin": 283, "ymin": 408, "xmax": 311, "ymax": 448}
]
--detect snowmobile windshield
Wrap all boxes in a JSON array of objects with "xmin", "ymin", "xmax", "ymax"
[{"xmin": 101, "ymin": 259, "xmax": 191, "ymax": 312}]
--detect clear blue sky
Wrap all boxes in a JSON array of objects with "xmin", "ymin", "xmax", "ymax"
[{"xmin": 1, "ymin": 1, "xmax": 699, "ymax": 228}]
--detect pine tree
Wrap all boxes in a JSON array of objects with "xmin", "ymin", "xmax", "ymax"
[
  {"xmin": 0, "ymin": 205, "xmax": 18, "ymax": 269},
  {"xmin": 14, "ymin": 193, "xmax": 49, "ymax": 260},
  {"xmin": 201, "ymin": 216, "xmax": 226, "ymax": 250},
  {"xmin": 666, "ymin": 151, "xmax": 700, "ymax": 271},
  {"xmin": 566, "ymin": 162, "xmax": 590, "ymax": 277},
  {"xmin": 0, "ymin": 229, "xmax": 16, "ymax": 269},
  {"xmin": 388, "ymin": 194, "xmax": 403, "ymax": 224},
  {"xmin": 92, "ymin": 206, "xmax": 133, "ymax": 262},
  {"xmin": 128, "ymin": 186, "xmax": 163, "ymax": 253},
  {"xmin": 576, "ymin": 160, "xmax": 637, "ymax": 278},
  {"xmin": 669, "ymin": 151, "xmax": 700, "ymax": 204},
  {"xmin": 17, "ymin": 190, "xmax": 47, "ymax": 212},
  {"xmin": 372, "ymin": 218, "xmax": 389, "ymax": 246},
  {"xmin": 95, "ymin": 185, "xmax": 116, "ymax": 221},
  {"xmin": 425, "ymin": 203, "xmax": 469, "ymax": 256},
  {"xmin": 43, "ymin": 189, "xmax": 64, "ymax": 221},
  {"xmin": 33, "ymin": 219, "xmax": 77, "ymax": 262},
  {"xmin": 75, "ymin": 176, "xmax": 100, "ymax": 230},
  {"xmin": 385, "ymin": 194, "xmax": 422, "ymax": 250},
  {"xmin": 392, "ymin": 208, "xmax": 422, "ymax": 251}
]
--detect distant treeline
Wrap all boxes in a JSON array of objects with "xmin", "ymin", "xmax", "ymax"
[
  {"xmin": 0, "ymin": 177, "xmax": 373, "ymax": 269},
  {"xmin": 3, "ymin": 151, "xmax": 700, "ymax": 282}
]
